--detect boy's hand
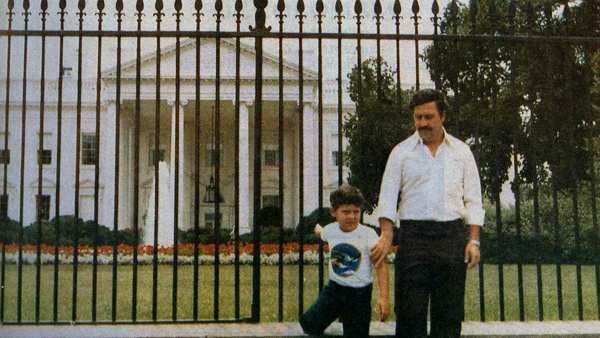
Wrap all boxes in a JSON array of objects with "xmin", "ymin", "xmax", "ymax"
[
  {"xmin": 314, "ymin": 223, "xmax": 323, "ymax": 238},
  {"xmin": 376, "ymin": 298, "xmax": 390, "ymax": 322}
]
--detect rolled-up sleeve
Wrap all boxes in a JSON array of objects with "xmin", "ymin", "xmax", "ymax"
[
  {"xmin": 463, "ymin": 150, "xmax": 485, "ymax": 226},
  {"xmin": 376, "ymin": 146, "xmax": 404, "ymax": 226}
]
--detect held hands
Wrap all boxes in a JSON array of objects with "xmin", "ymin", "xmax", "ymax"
[
  {"xmin": 371, "ymin": 219, "xmax": 394, "ymax": 267},
  {"xmin": 371, "ymin": 235, "xmax": 392, "ymax": 267},
  {"xmin": 464, "ymin": 242, "xmax": 481, "ymax": 269},
  {"xmin": 376, "ymin": 298, "xmax": 391, "ymax": 322}
]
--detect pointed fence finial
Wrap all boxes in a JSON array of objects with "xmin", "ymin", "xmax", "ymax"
[
  {"xmin": 374, "ymin": 0, "xmax": 382, "ymax": 16},
  {"xmin": 354, "ymin": 0, "xmax": 363, "ymax": 16},
  {"xmin": 297, "ymin": 0, "xmax": 305, "ymax": 14},
  {"xmin": 394, "ymin": 0, "xmax": 402, "ymax": 17},
  {"xmin": 412, "ymin": 0, "xmax": 420, "ymax": 16},
  {"xmin": 136, "ymin": 0, "xmax": 144, "ymax": 13}
]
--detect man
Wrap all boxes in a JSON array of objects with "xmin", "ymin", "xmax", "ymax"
[{"xmin": 371, "ymin": 89, "xmax": 484, "ymax": 338}]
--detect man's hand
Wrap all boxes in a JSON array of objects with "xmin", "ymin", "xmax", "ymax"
[
  {"xmin": 464, "ymin": 242, "xmax": 480, "ymax": 269},
  {"xmin": 371, "ymin": 218, "xmax": 394, "ymax": 266},
  {"xmin": 376, "ymin": 298, "xmax": 390, "ymax": 322}
]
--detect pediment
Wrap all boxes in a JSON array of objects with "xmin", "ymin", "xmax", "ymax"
[
  {"xmin": 76, "ymin": 180, "xmax": 105, "ymax": 191},
  {"xmin": 28, "ymin": 178, "xmax": 55, "ymax": 189},
  {"xmin": 0, "ymin": 182, "xmax": 16, "ymax": 189},
  {"xmin": 103, "ymin": 38, "xmax": 316, "ymax": 81}
]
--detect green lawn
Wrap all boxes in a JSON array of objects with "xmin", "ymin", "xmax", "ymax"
[{"xmin": 1, "ymin": 264, "xmax": 598, "ymax": 323}]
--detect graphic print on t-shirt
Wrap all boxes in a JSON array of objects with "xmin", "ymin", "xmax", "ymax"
[{"xmin": 330, "ymin": 243, "xmax": 361, "ymax": 277}]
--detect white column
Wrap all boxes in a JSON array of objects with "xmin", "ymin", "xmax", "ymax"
[
  {"xmin": 169, "ymin": 99, "xmax": 187, "ymax": 229},
  {"xmin": 101, "ymin": 101, "xmax": 117, "ymax": 229},
  {"xmin": 120, "ymin": 113, "xmax": 131, "ymax": 229},
  {"xmin": 126, "ymin": 119, "xmax": 135, "ymax": 229},
  {"xmin": 239, "ymin": 102, "xmax": 251, "ymax": 234},
  {"xmin": 303, "ymin": 103, "xmax": 318, "ymax": 215}
]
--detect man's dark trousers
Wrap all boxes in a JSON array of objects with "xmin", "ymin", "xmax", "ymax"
[{"xmin": 395, "ymin": 220, "xmax": 468, "ymax": 338}]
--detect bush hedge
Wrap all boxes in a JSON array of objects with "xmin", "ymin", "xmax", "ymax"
[
  {"xmin": 481, "ymin": 230, "xmax": 600, "ymax": 265},
  {"xmin": 0, "ymin": 215, "xmax": 139, "ymax": 247},
  {"xmin": 3, "ymin": 211, "xmax": 599, "ymax": 265}
]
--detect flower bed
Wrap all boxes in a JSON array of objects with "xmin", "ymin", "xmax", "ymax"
[{"xmin": 0, "ymin": 243, "xmax": 397, "ymax": 265}]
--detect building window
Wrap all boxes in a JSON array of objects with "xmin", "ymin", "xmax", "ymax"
[
  {"xmin": 206, "ymin": 146, "xmax": 223, "ymax": 166},
  {"xmin": 264, "ymin": 149, "xmax": 279, "ymax": 167},
  {"xmin": 0, "ymin": 149, "xmax": 9, "ymax": 165},
  {"xmin": 149, "ymin": 148, "xmax": 166, "ymax": 166},
  {"xmin": 204, "ymin": 212, "xmax": 222, "ymax": 228},
  {"xmin": 82, "ymin": 133, "xmax": 96, "ymax": 165},
  {"xmin": 0, "ymin": 194, "xmax": 7, "ymax": 217},
  {"xmin": 60, "ymin": 67, "xmax": 73, "ymax": 78},
  {"xmin": 38, "ymin": 150, "xmax": 52, "ymax": 165},
  {"xmin": 36, "ymin": 195, "xmax": 51, "ymax": 221},
  {"xmin": 332, "ymin": 150, "xmax": 344, "ymax": 167},
  {"xmin": 262, "ymin": 195, "xmax": 280, "ymax": 208}
]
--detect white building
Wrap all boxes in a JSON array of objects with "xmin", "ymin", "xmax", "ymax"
[
  {"xmin": 0, "ymin": 0, "xmax": 450, "ymax": 245},
  {"xmin": 0, "ymin": 37, "xmax": 353, "ymax": 243}
]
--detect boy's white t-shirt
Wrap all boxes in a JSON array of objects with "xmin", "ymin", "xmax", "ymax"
[{"xmin": 321, "ymin": 222, "xmax": 379, "ymax": 288}]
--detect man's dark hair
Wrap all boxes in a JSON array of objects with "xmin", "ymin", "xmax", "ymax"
[
  {"xmin": 330, "ymin": 184, "xmax": 365, "ymax": 210},
  {"xmin": 409, "ymin": 89, "xmax": 448, "ymax": 116}
]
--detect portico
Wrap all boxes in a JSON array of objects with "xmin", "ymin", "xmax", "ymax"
[{"xmin": 101, "ymin": 38, "xmax": 320, "ymax": 236}]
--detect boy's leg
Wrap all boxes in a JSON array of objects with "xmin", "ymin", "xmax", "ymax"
[
  {"xmin": 300, "ymin": 282, "xmax": 341, "ymax": 335},
  {"xmin": 340, "ymin": 284, "xmax": 372, "ymax": 338}
]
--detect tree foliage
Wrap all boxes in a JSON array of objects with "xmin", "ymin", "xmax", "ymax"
[
  {"xmin": 423, "ymin": 0, "xmax": 600, "ymax": 201},
  {"xmin": 344, "ymin": 58, "xmax": 413, "ymax": 213}
]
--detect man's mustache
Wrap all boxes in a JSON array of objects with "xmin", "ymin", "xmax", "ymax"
[{"xmin": 418, "ymin": 127, "xmax": 432, "ymax": 131}]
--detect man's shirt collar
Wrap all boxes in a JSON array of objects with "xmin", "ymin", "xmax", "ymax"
[{"xmin": 411, "ymin": 127, "xmax": 455, "ymax": 149}]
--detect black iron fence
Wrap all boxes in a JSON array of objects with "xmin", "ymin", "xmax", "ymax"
[{"xmin": 0, "ymin": 0, "xmax": 599, "ymax": 325}]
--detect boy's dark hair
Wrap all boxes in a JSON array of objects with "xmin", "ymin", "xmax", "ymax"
[
  {"xmin": 329, "ymin": 184, "xmax": 365, "ymax": 210},
  {"xmin": 409, "ymin": 89, "xmax": 448, "ymax": 116}
]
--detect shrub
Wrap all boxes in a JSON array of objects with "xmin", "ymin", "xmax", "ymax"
[
  {"xmin": 0, "ymin": 215, "xmax": 21, "ymax": 244},
  {"xmin": 1, "ymin": 215, "xmax": 140, "ymax": 247},
  {"xmin": 179, "ymin": 227, "xmax": 231, "ymax": 245},
  {"xmin": 257, "ymin": 205, "xmax": 282, "ymax": 229},
  {"xmin": 298, "ymin": 207, "xmax": 335, "ymax": 236}
]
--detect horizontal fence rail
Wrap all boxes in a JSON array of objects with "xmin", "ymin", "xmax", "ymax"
[{"xmin": 0, "ymin": 0, "xmax": 599, "ymax": 326}]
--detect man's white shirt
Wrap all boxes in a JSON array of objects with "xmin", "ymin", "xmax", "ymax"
[{"xmin": 377, "ymin": 130, "xmax": 485, "ymax": 227}]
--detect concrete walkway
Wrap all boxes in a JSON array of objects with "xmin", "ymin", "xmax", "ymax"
[{"xmin": 2, "ymin": 321, "xmax": 600, "ymax": 338}]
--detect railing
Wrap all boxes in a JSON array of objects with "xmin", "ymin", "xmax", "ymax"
[{"xmin": 0, "ymin": 0, "xmax": 599, "ymax": 325}]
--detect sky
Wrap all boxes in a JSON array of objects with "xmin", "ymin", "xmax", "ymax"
[{"xmin": 0, "ymin": 0, "xmax": 457, "ymax": 88}]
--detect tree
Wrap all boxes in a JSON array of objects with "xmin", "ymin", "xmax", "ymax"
[
  {"xmin": 422, "ymin": 0, "xmax": 600, "ymax": 200},
  {"xmin": 344, "ymin": 58, "xmax": 413, "ymax": 213}
]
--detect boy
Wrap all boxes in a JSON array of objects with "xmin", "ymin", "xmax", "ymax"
[{"xmin": 300, "ymin": 184, "xmax": 390, "ymax": 338}]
